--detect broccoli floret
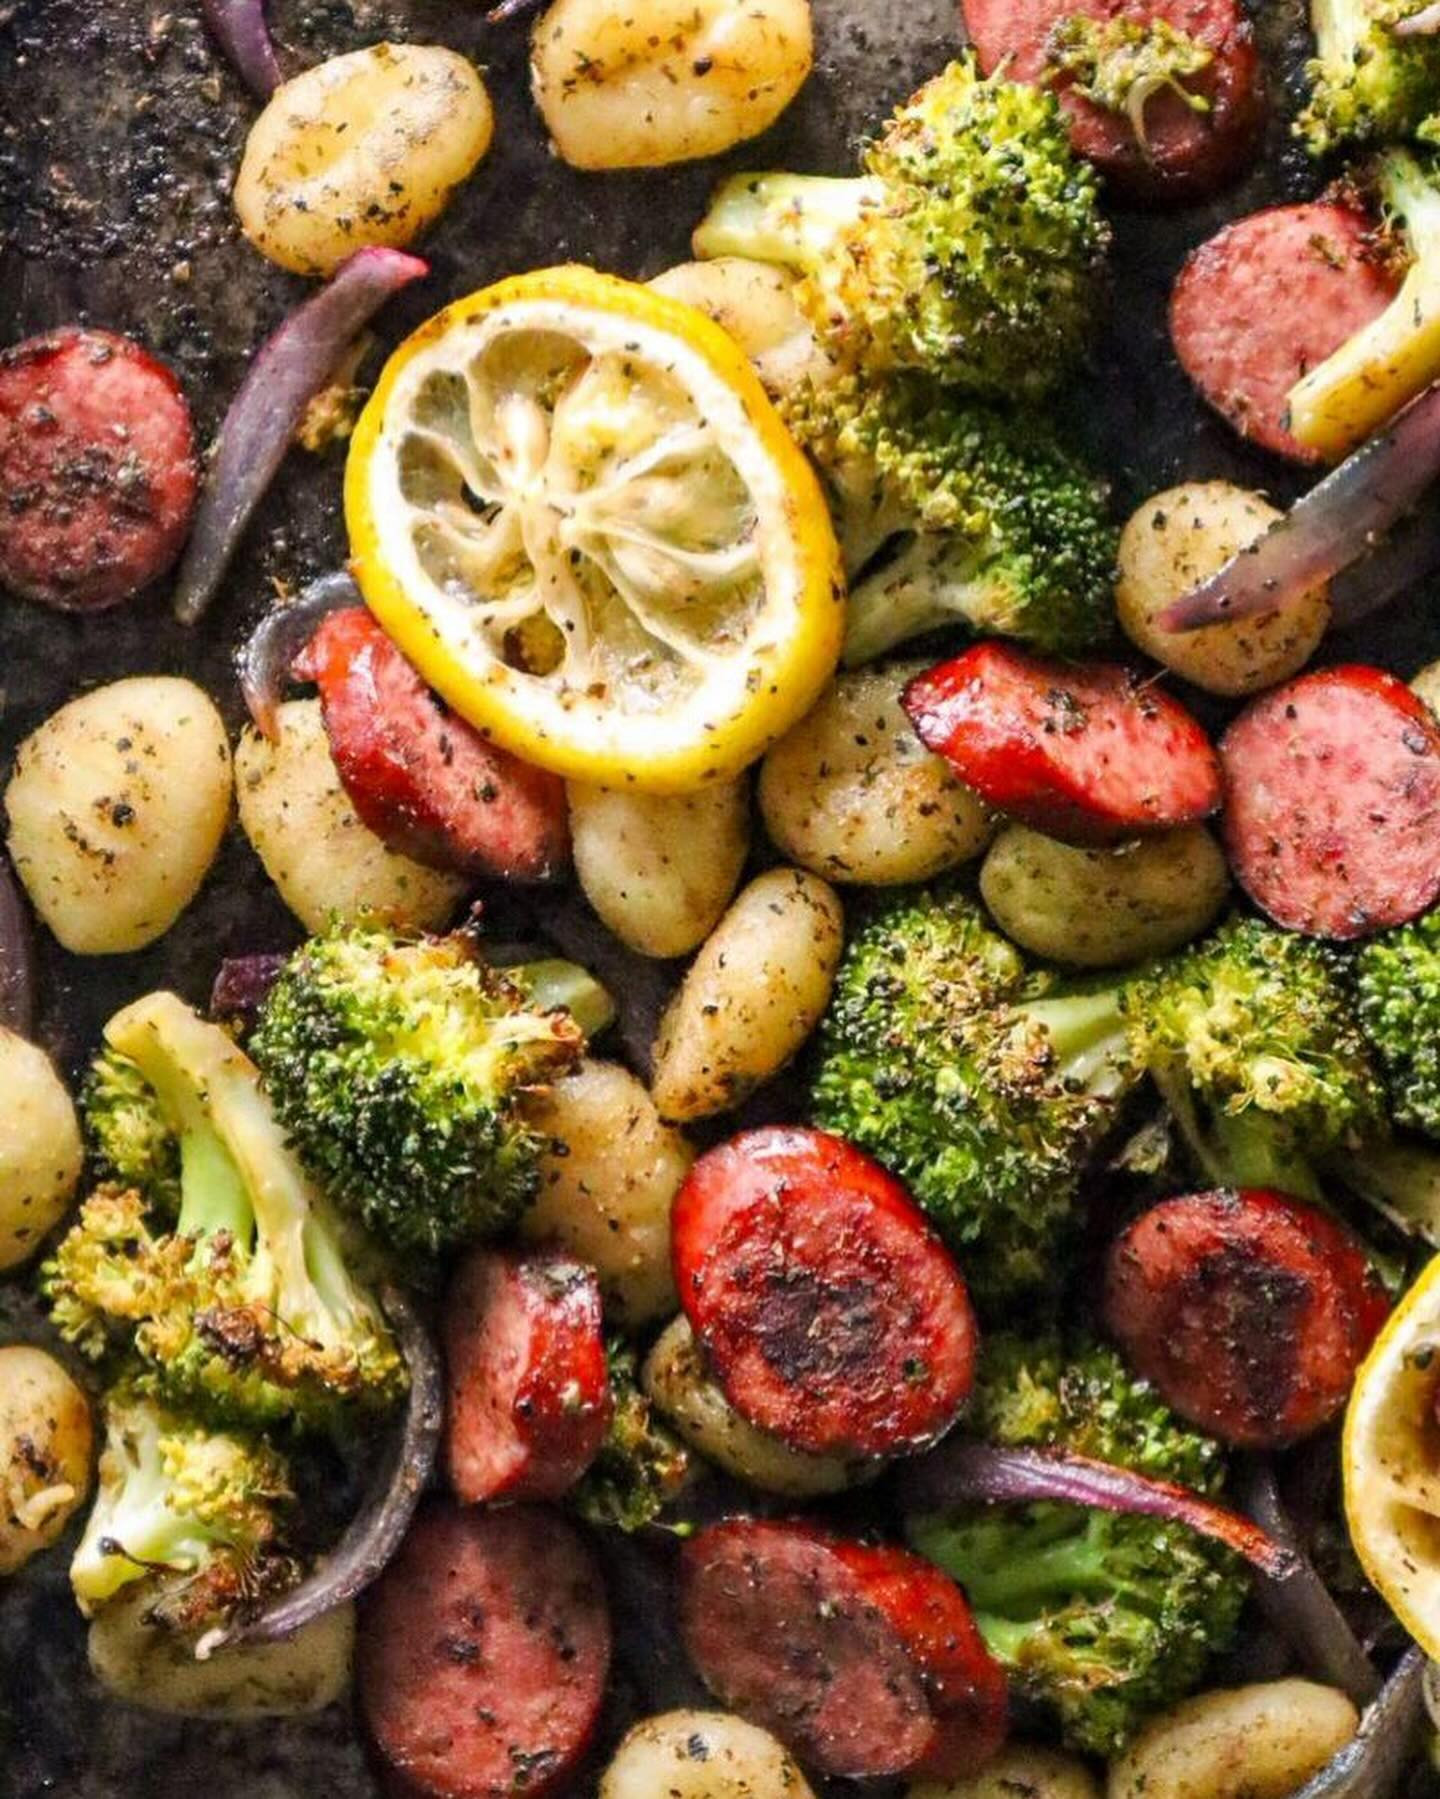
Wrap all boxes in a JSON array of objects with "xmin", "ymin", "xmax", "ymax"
[
  {"xmin": 71, "ymin": 1382, "xmax": 298, "ymax": 1633},
  {"xmin": 1356, "ymin": 902, "xmax": 1440, "ymax": 1136},
  {"xmin": 809, "ymin": 886, "xmax": 1138, "ymax": 1311},
  {"xmin": 906, "ymin": 1332, "xmax": 1247, "ymax": 1757},
  {"xmin": 1046, "ymin": 15, "xmax": 1215, "ymax": 148},
  {"xmin": 43, "ymin": 992, "xmax": 403, "ymax": 1432},
  {"xmin": 1297, "ymin": 0, "xmax": 1440, "ymax": 156},
  {"xmin": 1127, "ymin": 915, "xmax": 1387, "ymax": 1202},
  {"xmin": 84, "ymin": 1048, "xmax": 180, "ymax": 1213},
  {"xmin": 692, "ymin": 58, "xmax": 1109, "ymax": 401},
  {"xmin": 570, "ymin": 1339, "xmax": 691, "ymax": 1533},
  {"xmin": 780, "ymin": 372, "xmax": 1116, "ymax": 662},
  {"xmin": 1287, "ymin": 147, "xmax": 1440, "ymax": 458},
  {"xmin": 251, "ymin": 924, "xmax": 586, "ymax": 1258}
]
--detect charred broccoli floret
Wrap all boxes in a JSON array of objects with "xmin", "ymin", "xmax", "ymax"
[
  {"xmin": 570, "ymin": 1339, "xmax": 691, "ymax": 1534},
  {"xmin": 251, "ymin": 924, "xmax": 588, "ymax": 1258},
  {"xmin": 43, "ymin": 992, "xmax": 403, "ymax": 1431},
  {"xmin": 693, "ymin": 58, "xmax": 1109, "ymax": 401},
  {"xmin": 84, "ymin": 1046, "xmax": 180, "ymax": 1211},
  {"xmin": 70, "ymin": 1382, "xmax": 298, "ymax": 1633},
  {"xmin": 780, "ymin": 372, "xmax": 1116, "ymax": 662},
  {"xmin": 1357, "ymin": 900, "xmax": 1440, "ymax": 1138},
  {"xmin": 809, "ymin": 886, "xmax": 1138, "ymax": 1310},
  {"xmin": 1046, "ymin": 15, "xmax": 1216, "ymax": 147},
  {"xmin": 906, "ymin": 1332, "xmax": 1247, "ymax": 1757},
  {"xmin": 1297, "ymin": 0, "xmax": 1440, "ymax": 156}
]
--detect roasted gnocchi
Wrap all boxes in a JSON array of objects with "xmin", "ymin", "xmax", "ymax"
[
  {"xmin": 0, "ymin": 1028, "xmax": 83, "ymax": 1271},
  {"xmin": 0, "ymin": 1346, "xmax": 93, "ymax": 1576},
  {"xmin": 601, "ymin": 1708, "xmax": 818, "ymax": 1798}
]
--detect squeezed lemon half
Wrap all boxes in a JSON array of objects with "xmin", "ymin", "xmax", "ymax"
[{"xmin": 345, "ymin": 265, "xmax": 844, "ymax": 792}]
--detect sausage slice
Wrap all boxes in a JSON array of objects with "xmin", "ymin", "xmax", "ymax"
[
  {"xmin": 1103, "ymin": 1189, "xmax": 1390, "ymax": 1447},
  {"xmin": 0, "ymin": 327, "xmax": 197, "ymax": 610},
  {"xmin": 359, "ymin": 1502, "xmax": 611, "ymax": 1799},
  {"xmin": 443, "ymin": 1247, "xmax": 612, "ymax": 1505},
  {"xmin": 680, "ymin": 1518, "xmax": 1008, "ymax": 1780},
  {"xmin": 671, "ymin": 1126, "xmax": 977, "ymax": 1460},
  {"xmin": 1221, "ymin": 664, "xmax": 1440, "ymax": 940},
  {"xmin": 904, "ymin": 643, "xmax": 1221, "ymax": 847},
  {"xmin": 296, "ymin": 607, "xmax": 570, "ymax": 883}
]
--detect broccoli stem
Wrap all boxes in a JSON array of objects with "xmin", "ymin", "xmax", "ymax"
[
  {"xmin": 843, "ymin": 533, "xmax": 991, "ymax": 665},
  {"xmin": 692, "ymin": 172, "xmax": 882, "ymax": 273},
  {"xmin": 1152, "ymin": 1068, "xmax": 1327, "ymax": 1203},
  {"xmin": 1013, "ymin": 987, "xmax": 1134, "ymax": 1100}
]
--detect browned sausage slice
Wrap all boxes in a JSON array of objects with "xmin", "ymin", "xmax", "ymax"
[
  {"xmin": 1221, "ymin": 664, "xmax": 1440, "ymax": 939},
  {"xmin": 963, "ymin": 0, "xmax": 1264, "ymax": 202},
  {"xmin": 358, "ymin": 1502, "xmax": 611, "ymax": 1799},
  {"xmin": 1170, "ymin": 203, "xmax": 1397, "ymax": 463},
  {"xmin": 0, "ymin": 327, "xmax": 198, "ymax": 609}
]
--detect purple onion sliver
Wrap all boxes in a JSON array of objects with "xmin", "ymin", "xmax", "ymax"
[
  {"xmin": 1293, "ymin": 1647, "xmax": 1426, "ymax": 1799},
  {"xmin": 1395, "ymin": 1, "xmax": 1440, "ymax": 35},
  {"xmin": 238, "ymin": 570, "xmax": 360, "ymax": 741},
  {"xmin": 900, "ymin": 1441, "xmax": 1297, "ymax": 1578},
  {"xmin": 173, "ymin": 247, "xmax": 428, "ymax": 627},
  {"xmin": 0, "ymin": 851, "xmax": 35, "ymax": 1039},
  {"xmin": 201, "ymin": 0, "xmax": 283, "ymax": 98},
  {"xmin": 210, "ymin": 1283, "xmax": 442, "ymax": 1652},
  {"xmin": 1158, "ymin": 379, "xmax": 1440, "ymax": 634},
  {"xmin": 1329, "ymin": 500, "xmax": 1440, "ymax": 630},
  {"xmin": 209, "ymin": 953, "xmax": 289, "ymax": 1029},
  {"xmin": 1239, "ymin": 1458, "xmax": 1380, "ymax": 1708}
]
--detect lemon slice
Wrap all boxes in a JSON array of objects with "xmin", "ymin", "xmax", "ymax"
[
  {"xmin": 1344, "ymin": 1249, "xmax": 1440, "ymax": 1656},
  {"xmin": 345, "ymin": 265, "xmax": 844, "ymax": 792}
]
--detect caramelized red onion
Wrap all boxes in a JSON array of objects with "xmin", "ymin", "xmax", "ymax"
[
  {"xmin": 238, "ymin": 571, "xmax": 360, "ymax": 741},
  {"xmin": 1394, "ymin": 2, "xmax": 1440, "ymax": 34},
  {"xmin": 0, "ymin": 850, "xmax": 34, "ymax": 1039},
  {"xmin": 173, "ymin": 248, "xmax": 427, "ymax": 626},
  {"xmin": 900, "ymin": 1442, "xmax": 1297, "ymax": 1578},
  {"xmin": 200, "ymin": 0, "xmax": 283, "ymax": 99},
  {"xmin": 209, "ymin": 953, "xmax": 288, "ymax": 1028},
  {"xmin": 1158, "ymin": 380, "xmax": 1440, "ymax": 634},
  {"xmin": 1293, "ymin": 1647, "xmax": 1426, "ymax": 1799}
]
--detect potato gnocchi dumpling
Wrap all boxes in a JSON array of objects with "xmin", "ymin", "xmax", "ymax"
[
  {"xmin": 568, "ymin": 779, "xmax": 750, "ymax": 960},
  {"xmin": 235, "ymin": 699, "xmax": 464, "ymax": 934},
  {"xmin": 601, "ymin": 1708, "xmax": 817, "ymax": 1798},
  {"xmin": 909, "ymin": 1744, "xmax": 1100, "ymax": 1799},
  {"xmin": 648, "ymin": 259, "xmax": 832, "ymax": 398},
  {"xmin": 979, "ymin": 823, "xmax": 1229, "ymax": 969},
  {"xmin": 5, "ymin": 676, "xmax": 231, "ymax": 956},
  {"xmin": 0, "ymin": 1345, "xmax": 93, "ymax": 1576},
  {"xmin": 650, "ymin": 867, "xmax": 843, "ymax": 1122},
  {"xmin": 0, "ymin": 1029, "xmax": 83, "ymax": 1272},
  {"xmin": 1413, "ymin": 658, "xmax": 1440, "ymax": 718},
  {"xmin": 760, "ymin": 664, "xmax": 994, "ymax": 885},
  {"xmin": 1117, "ymin": 482, "xmax": 1329, "ymax": 697},
  {"xmin": 1107, "ymin": 1680, "xmax": 1358, "ymax": 1799},
  {"xmin": 532, "ymin": 0, "xmax": 813, "ymax": 170},
  {"xmin": 521, "ymin": 1060, "xmax": 691, "ymax": 1327},
  {"xmin": 234, "ymin": 44, "xmax": 493, "ymax": 277}
]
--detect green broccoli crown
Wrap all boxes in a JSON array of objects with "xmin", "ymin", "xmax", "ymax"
[
  {"xmin": 693, "ymin": 57, "xmax": 1109, "ymax": 400},
  {"xmin": 1297, "ymin": 0, "xmax": 1440, "ymax": 156},
  {"xmin": 1356, "ymin": 903, "xmax": 1440, "ymax": 1137},
  {"xmin": 43, "ymin": 993, "xmax": 404, "ymax": 1433},
  {"xmin": 570, "ymin": 1338, "xmax": 691, "ymax": 1534},
  {"xmin": 907, "ymin": 1332, "xmax": 1246, "ymax": 1757},
  {"xmin": 70, "ymin": 1381, "xmax": 298, "ymax": 1631},
  {"xmin": 84, "ymin": 1048, "xmax": 180, "ymax": 1214},
  {"xmin": 1128, "ymin": 915, "xmax": 1386, "ymax": 1196},
  {"xmin": 809, "ymin": 886, "xmax": 1137, "ymax": 1311},
  {"xmin": 251, "ymin": 925, "xmax": 586, "ymax": 1258},
  {"xmin": 1046, "ymin": 14, "xmax": 1215, "ymax": 146}
]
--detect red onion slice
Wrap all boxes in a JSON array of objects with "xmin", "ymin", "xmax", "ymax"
[
  {"xmin": 1158, "ymin": 380, "xmax": 1440, "ymax": 633},
  {"xmin": 0, "ymin": 850, "xmax": 35, "ymax": 1039},
  {"xmin": 1293, "ymin": 1647, "xmax": 1426, "ymax": 1799},
  {"xmin": 201, "ymin": 0, "xmax": 283, "ymax": 99},
  {"xmin": 202, "ymin": 1284, "xmax": 442, "ymax": 1654},
  {"xmin": 1395, "ymin": 2, "xmax": 1440, "ymax": 35},
  {"xmin": 173, "ymin": 248, "xmax": 427, "ymax": 627},
  {"xmin": 238, "ymin": 571, "xmax": 360, "ymax": 741},
  {"xmin": 209, "ymin": 953, "xmax": 289, "ymax": 1028},
  {"xmin": 900, "ymin": 1441, "xmax": 1297, "ymax": 1578}
]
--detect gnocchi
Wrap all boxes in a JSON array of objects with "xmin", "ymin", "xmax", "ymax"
[
  {"xmin": 648, "ymin": 259, "xmax": 832, "ymax": 399},
  {"xmin": 909, "ymin": 1744, "xmax": 1100, "ymax": 1799},
  {"xmin": 1413, "ymin": 658, "xmax": 1440, "ymax": 718},
  {"xmin": 1107, "ymin": 1680, "xmax": 1358, "ymax": 1799},
  {"xmin": 520, "ymin": 1059, "xmax": 692, "ymax": 1327},
  {"xmin": 979, "ymin": 823, "xmax": 1229, "ymax": 968},
  {"xmin": 650, "ymin": 867, "xmax": 843, "ymax": 1122},
  {"xmin": 5, "ymin": 676, "xmax": 231, "ymax": 956},
  {"xmin": 0, "ymin": 1345, "xmax": 93, "ymax": 1576},
  {"xmin": 532, "ymin": 0, "xmax": 813, "ymax": 171},
  {"xmin": 234, "ymin": 45, "xmax": 493, "ymax": 277},
  {"xmin": 1116, "ymin": 482, "xmax": 1329, "ymax": 696},
  {"xmin": 235, "ymin": 699, "xmax": 464, "ymax": 934},
  {"xmin": 568, "ymin": 778, "xmax": 750, "ymax": 960},
  {"xmin": 0, "ymin": 1029, "xmax": 83, "ymax": 1271},
  {"xmin": 601, "ymin": 1708, "xmax": 817, "ymax": 1798},
  {"xmin": 88, "ymin": 1585, "xmax": 354, "ymax": 1717},
  {"xmin": 760, "ymin": 664, "xmax": 994, "ymax": 885},
  {"xmin": 644, "ymin": 1315, "xmax": 863, "ymax": 1497}
]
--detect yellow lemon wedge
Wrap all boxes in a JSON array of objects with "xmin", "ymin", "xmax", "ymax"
[
  {"xmin": 345, "ymin": 265, "xmax": 844, "ymax": 792},
  {"xmin": 1343, "ymin": 1247, "xmax": 1440, "ymax": 1657}
]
